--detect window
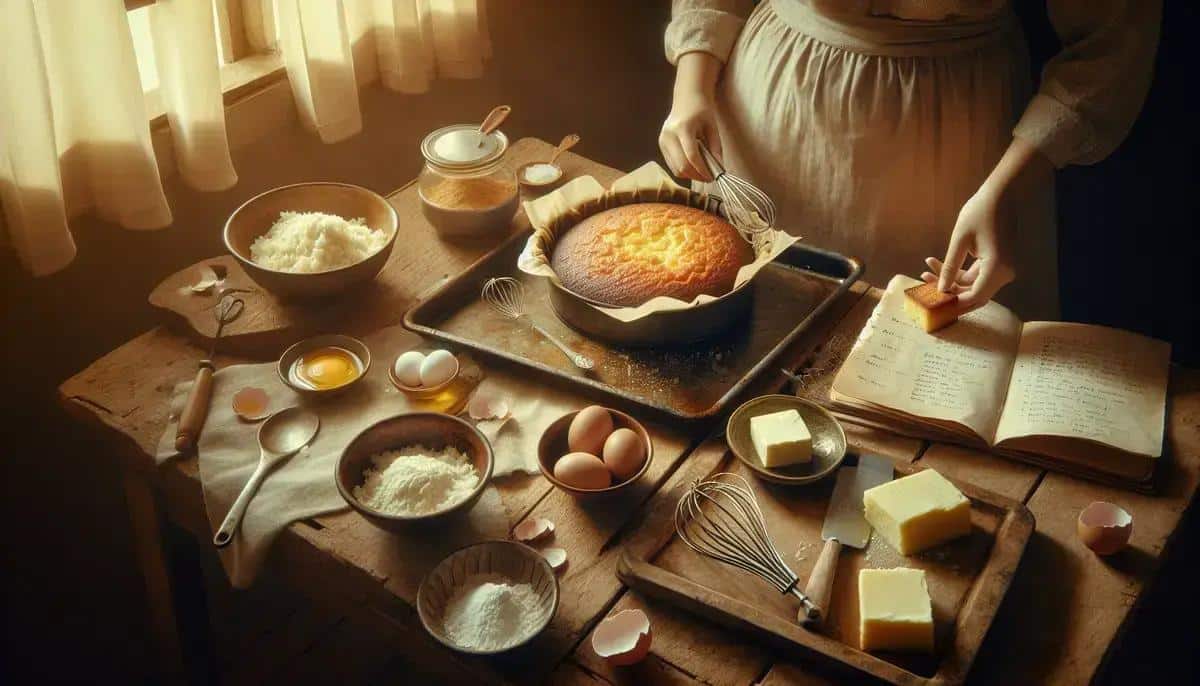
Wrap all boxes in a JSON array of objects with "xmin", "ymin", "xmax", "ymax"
[{"xmin": 126, "ymin": 0, "xmax": 283, "ymax": 123}]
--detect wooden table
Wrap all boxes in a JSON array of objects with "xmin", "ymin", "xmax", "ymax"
[{"xmin": 60, "ymin": 139, "xmax": 1200, "ymax": 685}]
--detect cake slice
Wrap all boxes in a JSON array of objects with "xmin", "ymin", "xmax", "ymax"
[{"xmin": 903, "ymin": 282, "xmax": 967, "ymax": 333}]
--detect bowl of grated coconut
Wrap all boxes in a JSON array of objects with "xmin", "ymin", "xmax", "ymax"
[
  {"xmin": 223, "ymin": 182, "xmax": 399, "ymax": 299},
  {"xmin": 336, "ymin": 412, "xmax": 494, "ymax": 529},
  {"xmin": 417, "ymin": 540, "xmax": 558, "ymax": 654}
]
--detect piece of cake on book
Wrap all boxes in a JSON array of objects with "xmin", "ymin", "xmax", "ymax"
[{"xmin": 829, "ymin": 275, "xmax": 1171, "ymax": 490}]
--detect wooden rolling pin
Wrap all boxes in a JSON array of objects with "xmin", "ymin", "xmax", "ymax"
[{"xmin": 175, "ymin": 295, "xmax": 244, "ymax": 452}]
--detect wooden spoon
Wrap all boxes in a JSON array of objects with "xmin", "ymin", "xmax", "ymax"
[
  {"xmin": 477, "ymin": 105, "xmax": 511, "ymax": 146},
  {"xmin": 548, "ymin": 133, "xmax": 581, "ymax": 165}
]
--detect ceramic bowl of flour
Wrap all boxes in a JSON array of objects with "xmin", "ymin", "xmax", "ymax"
[
  {"xmin": 336, "ymin": 413, "xmax": 494, "ymax": 530},
  {"xmin": 417, "ymin": 540, "xmax": 559, "ymax": 655}
]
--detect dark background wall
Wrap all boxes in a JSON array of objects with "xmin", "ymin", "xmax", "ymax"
[{"xmin": 2, "ymin": 1, "xmax": 1195, "ymax": 683}]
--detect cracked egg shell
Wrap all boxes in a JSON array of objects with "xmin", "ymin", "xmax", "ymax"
[
  {"xmin": 541, "ymin": 547, "xmax": 567, "ymax": 571},
  {"xmin": 513, "ymin": 517, "xmax": 555, "ymax": 543},
  {"xmin": 591, "ymin": 609, "xmax": 652, "ymax": 667},
  {"xmin": 232, "ymin": 387, "xmax": 270, "ymax": 421},
  {"xmin": 468, "ymin": 389, "xmax": 510, "ymax": 420},
  {"xmin": 1077, "ymin": 501, "xmax": 1133, "ymax": 556}
]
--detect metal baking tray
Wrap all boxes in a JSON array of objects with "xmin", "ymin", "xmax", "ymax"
[{"xmin": 403, "ymin": 229, "xmax": 862, "ymax": 420}]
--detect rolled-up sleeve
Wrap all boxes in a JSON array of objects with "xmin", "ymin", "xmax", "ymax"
[
  {"xmin": 1013, "ymin": 0, "xmax": 1162, "ymax": 167},
  {"xmin": 664, "ymin": 0, "xmax": 754, "ymax": 65}
]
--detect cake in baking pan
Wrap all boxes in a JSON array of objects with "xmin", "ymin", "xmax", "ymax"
[{"xmin": 550, "ymin": 203, "xmax": 754, "ymax": 308}]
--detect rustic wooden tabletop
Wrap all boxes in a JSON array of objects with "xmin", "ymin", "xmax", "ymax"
[{"xmin": 59, "ymin": 138, "xmax": 1200, "ymax": 685}]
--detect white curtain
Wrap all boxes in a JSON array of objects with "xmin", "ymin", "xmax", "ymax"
[
  {"xmin": 273, "ymin": 0, "xmax": 491, "ymax": 143},
  {"xmin": 0, "ymin": 0, "xmax": 490, "ymax": 276}
]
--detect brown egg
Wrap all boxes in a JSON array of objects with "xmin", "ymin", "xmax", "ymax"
[
  {"xmin": 1077, "ymin": 501, "xmax": 1133, "ymax": 556},
  {"xmin": 568, "ymin": 406, "xmax": 614, "ymax": 455},
  {"xmin": 602, "ymin": 428, "xmax": 647, "ymax": 481},
  {"xmin": 553, "ymin": 452, "xmax": 611, "ymax": 490}
]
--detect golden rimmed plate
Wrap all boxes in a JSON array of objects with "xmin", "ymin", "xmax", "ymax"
[{"xmin": 726, "ymin": 395, "xmax": 847, "ymax": 486}]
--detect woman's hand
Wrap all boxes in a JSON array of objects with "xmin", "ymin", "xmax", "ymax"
[
  {"xmin": 660, "ymin": 52, "xmax": 724, "ymax": 182},
  {"xmin": 923, "ymin": 136, "xmax": 1054, "ymax": 311}
]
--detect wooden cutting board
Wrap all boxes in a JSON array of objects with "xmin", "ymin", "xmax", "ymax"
[{"xmin": 147, "ymin": 137, "xmax": 567, "ymax": 359}]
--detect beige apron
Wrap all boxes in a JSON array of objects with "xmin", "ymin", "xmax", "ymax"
[{"xmin": 712, "ymin": 0, "xmax": 1058, "ymax": 320}]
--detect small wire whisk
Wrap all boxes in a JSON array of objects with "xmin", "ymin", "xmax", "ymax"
[
  {"xmin": 696, "ymin": 139, "xmax": 777, "ymax": 244},
  {"xmin": 481, "ymin": 277, "xmax": 594, "ymax": 370},
  {"xmin": 676, "ymin": 472, "xmax": 821, "ymax": 624}
]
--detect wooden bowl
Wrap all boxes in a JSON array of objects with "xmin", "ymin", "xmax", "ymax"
[
  {"xmin": 336, "ymin": 413, "xmax": 494, "ymax": 530},
  {"xmin": 726, "ymin": 395, "xmax": 847, "ymax": 486},
  {"xmin": 515, "ymin": 161, "xmax": 565, "ymax": 191},
  {"xmin": 277, "ymin": 334, "xmax": 371, "ymax": 398},
  {"xmin": 417, "ymin": 540, "xmax": 558, "ymax": 654},
  {"xmin": 223, "ymin": 182, "xmax": 398, "ymax": 299},
  {"xmin": 537, "ymin": 407, "xmax": 653, "ymax": 497},
  {"xmin": 387, "ymin": 352, "xmax": 461, "ymax": 400}
]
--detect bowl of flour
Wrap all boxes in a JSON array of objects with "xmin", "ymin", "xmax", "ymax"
[
  {"xmin": 417, "ymin": 540, "xmax": 559, "ymax": 654},
  {"xmin": 337, "ymin": 413, "xmax": 493, "ymax": 529}
]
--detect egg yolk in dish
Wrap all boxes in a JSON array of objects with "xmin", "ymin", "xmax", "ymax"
[{"xmin": 292, "ymin": 347, "xmax": 361, "ymax": 390}]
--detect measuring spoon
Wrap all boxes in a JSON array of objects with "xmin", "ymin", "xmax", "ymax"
[{"xmin": 213, "ymin": 407, "xmax": 320, "ymax": 547}]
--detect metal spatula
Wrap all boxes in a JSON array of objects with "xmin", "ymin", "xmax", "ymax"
[{"xmin": 804, "ymin": 454, "xmax": 893, "ymax": 625}]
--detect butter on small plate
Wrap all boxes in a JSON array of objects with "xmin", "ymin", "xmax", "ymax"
[{"xmin": 725, "ymin": 395, "xmax": 847, "ymax": 486}]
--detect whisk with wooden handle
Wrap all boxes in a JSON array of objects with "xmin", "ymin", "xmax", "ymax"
[
  {"xmin": 481, "ymin": 277, "xmax": 594, "ymax": 370},
  {"xmin": 676, "ymin": 472, "xmax": 821, "ymax": 624},
  {"xmin": 696, "ymin": 139, "xmax": 777, "ymax": 242}
]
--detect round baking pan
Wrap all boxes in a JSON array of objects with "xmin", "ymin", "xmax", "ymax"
[{"xmin": 547, "ymin": 278, "xmax": 754, "ymax": 347}]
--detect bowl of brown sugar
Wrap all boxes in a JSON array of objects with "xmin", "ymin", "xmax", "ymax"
[{"xmin": 417, "ymin": 124, "xmax": 520, "ymax": 240}]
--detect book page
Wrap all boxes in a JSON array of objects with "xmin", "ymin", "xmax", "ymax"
[
  {"xmin": 994, "ymin": 322, "xmax": 1170, "ymax": 457},
  {"xmin": 831, "ymin": 276, "xmax": 1024, "ymax": 441}
]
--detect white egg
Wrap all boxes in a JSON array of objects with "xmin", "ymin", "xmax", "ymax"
[
  {"xmin": 393, "ymin": 351, "xmax": 426, "ymax": 387},
  {"xmin": 419, "ymin": 349, "xmax": 458, "ymax": 387}
]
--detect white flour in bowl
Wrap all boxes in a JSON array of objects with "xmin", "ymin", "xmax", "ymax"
[
  {"xmin": 353, "ymin": 445, "xmax": 478, "ymax": 516},
  {"xmin": 441, "ymin": 574, "xmax": 543, "ymax": 651},
  {"xmin": 250, "ymin": 211, "xmax": 391, "ymax": 273}
]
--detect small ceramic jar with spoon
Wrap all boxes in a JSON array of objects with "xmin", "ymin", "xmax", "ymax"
[{"xmin": 517, "ymin": 134, "xmax": 580, "ymax": 192}]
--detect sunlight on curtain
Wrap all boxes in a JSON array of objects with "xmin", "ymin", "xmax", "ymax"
[{"xmin": 1, "ymin": 0, "xmax": 491, "ymax": 276}]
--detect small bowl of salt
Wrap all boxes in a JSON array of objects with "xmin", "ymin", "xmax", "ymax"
[
  {"xmin": 516, "ymin": 161, "xmax": 565, "ymax": 191},
  {"xmin": 336, "ymin": 412, "xmax": 494, "ymax": 530},
  {"xmin": 418, "ymin": 540, "xmax": 559, "ymax": 655}
]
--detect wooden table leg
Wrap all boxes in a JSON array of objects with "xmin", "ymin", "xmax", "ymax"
[{"xmin": 122, "ymin": 471, "xmax": 188, "ymax": 685}]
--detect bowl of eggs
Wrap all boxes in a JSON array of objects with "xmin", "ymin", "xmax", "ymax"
[
  {"xmin": 390, "ymin": 349, "xmax": 461, "ymax": 399},
  {"xmin": 278, "ymin": 334, "xmax": 371, "ymax": 397},
  {"xmin": 537, "ymin": 405, "xmax": 652, "ymax": 497}
]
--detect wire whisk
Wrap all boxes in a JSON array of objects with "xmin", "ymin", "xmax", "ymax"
[
  {"xmin": 696, "ymin": 139, "xmax": 777, "ymax": 245},
  {"xmin": 481, "ymin": 277, "xmax": 594, "ymax": 370},
  {"xmin": 676, "ymin": 472, "xmax": 821, "ymax": 624}
]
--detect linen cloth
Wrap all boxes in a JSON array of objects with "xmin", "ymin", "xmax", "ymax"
[
  {"xmin": 155, "ymin": 324, "xmax": 567, "ymax": 588},
  {"xmin": 665, "ymin": 0, "xmax": 1160, "ymax": 320}
]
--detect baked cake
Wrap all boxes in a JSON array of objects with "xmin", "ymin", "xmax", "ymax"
[
  {"xmin": 903, "ymin": 282, "xmax": 969, "ymax": 332},
  {"xmin": 550, "ymin": 203, "xmax": 754, "ymax": 307}
]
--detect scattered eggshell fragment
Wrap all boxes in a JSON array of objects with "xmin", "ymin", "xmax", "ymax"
[
  {"xmin": 231, "ymin": 387, "xmax": 270, "ymax": 421},
  {"xmin": 513, "ymin": 517, "xmax": 555, "ymax": 543},
  {"xmin": 468, "ymin": 389, "xmax": 511, "ymax": 421},
  {"xmin": 1077, "ymin": 501, "xmax": 1133, "ymax": 556},
  {"xmin": 541, "ymin": 547, "xmax": 567, "ymax": 572},
  {"xmin": 187, "ymin": 264, "xmax": 227, "ymax": 294},
  {"xmin": 591, "ymin": 609, "xmax": 653, "ymax": 667}
]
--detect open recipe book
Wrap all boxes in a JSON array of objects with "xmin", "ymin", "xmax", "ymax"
[{"xmin": 830, "ymin": 276, "xmax": 1171, "ymax": 489}]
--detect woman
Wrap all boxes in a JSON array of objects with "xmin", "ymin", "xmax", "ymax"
[{"xmin": 660, "ymin": 0, "xmax": 1159, "ymax": 319}]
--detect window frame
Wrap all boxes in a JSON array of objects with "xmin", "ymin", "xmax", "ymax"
[{"xmin": 127, "ymin": 0, "xmax": 286, "ymax": 130}]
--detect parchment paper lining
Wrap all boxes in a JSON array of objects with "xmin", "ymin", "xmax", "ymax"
[{"xmin": 517, "ymin": 162, "xmax": 801, "ymax": 323}]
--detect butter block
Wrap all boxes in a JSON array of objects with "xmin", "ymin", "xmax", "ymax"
[
  {"xmin": 863, "ymin": 469, "xmax": 971, "ymax": 555},
  {"xmin": 859, "ymin": 568, "xmax": 934, "ymax": 652},
  {"xmin": 904, "ymin": 282, "xmax": 967, "ymax": 333},
  {"xmin": 749, "ymin": 409, "xmax": 812, "ymax": 468}
]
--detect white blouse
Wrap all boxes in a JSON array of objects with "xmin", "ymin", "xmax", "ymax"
[{"xmin": 665, "ymin": 0, "xmax": 1161, "ymax": 168}]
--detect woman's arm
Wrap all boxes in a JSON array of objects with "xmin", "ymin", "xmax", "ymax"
[
  {"xmin": 660, "ymin": 0, "xmax": 752, "ymax": 181},
  {"xmin": 661, "ymin": 52, "xmax": 724, "ymax": 181},
  {"xmin": 930, "ymin": 0, "xmax": 1162, "ymax": 310}
]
